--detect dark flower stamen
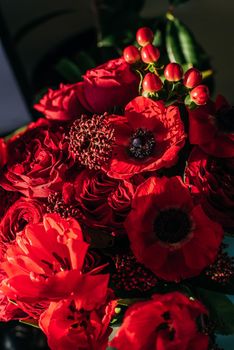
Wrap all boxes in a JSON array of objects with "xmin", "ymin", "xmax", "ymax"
[
  {"xmin": 154, "ymin": 208, "xmax": 192, "ymax": 244},
  {"xmin": 68, "ymin": 113, "xmax": 114, "ymax": 169},
  {"xmin": 128, "ymin": 128, "xmax": 155, "ymax": 159},
  {"xmin": 47, "ymin": 192, "xmax": 83, "ymax": 220}
]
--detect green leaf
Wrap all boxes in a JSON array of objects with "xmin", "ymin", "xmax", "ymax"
[
  {"xmin": 4, "ymin": 125, "xmax": 27, "ymax": 142},
  {"xmin": 20, "ymin": 319, "xmax": 40, "ymax": 329},
  {"xmin": 117, "ymin": 298, "xmax": 146, "ymax": 306},
  {"xmin": 166, "ymin": 20, "xmax": 186, "ymax": 63},
  {"xmin": 14, "ymin": 9, "xmax": 76, "ymax": 44},
  {"xmin": 55, "ymin": 58, "xmax": 82, "ymax": 83},
  {"xmin": 197, "ymin": 288, "xmax": 234, "ymax": 335},
  {"xmin": 75, "ymin": 51, "xmax": 96, "ymax": 73}
]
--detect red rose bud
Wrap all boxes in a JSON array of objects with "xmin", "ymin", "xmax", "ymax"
[
  {"xmin": 123, "ymin": 45, "xmax": 140, "ymax": 64},
  {"xmin": 142, "ymin": 73, "xmax": 162, "ymax": 93},
  {"xmin": 141, "ymin": 44, "xmax": 160, "ymax": 64},
  {"xmin": 183, "ymin": 68, "xmax": 202, "ymax": 88},
  {"xmin": 190, "ymin": 85, "xmax": 210, "ymax": 105},
  {"xmin": 136, "ymin": 27, "xmax": 154, "ymax": 47},
  {"xmin": 164, "ymin": 62, "xmax": 183, "ymax": 82}
]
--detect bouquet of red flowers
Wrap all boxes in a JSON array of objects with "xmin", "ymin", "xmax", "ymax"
[{"xmin": 0, "ymin": 23, "xmax": 234, "ymax": 350}]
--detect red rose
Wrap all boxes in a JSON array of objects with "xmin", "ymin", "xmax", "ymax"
[
  {"xmin": 189, "ymin": 95, "xmax": 234, "ymax": 157},
  {"xmin": 0, "ymin": 138, "xmax": 7, "ymax": 167},
  {"xmin": 34, "ymin": 83, "xmax": 86, "ymax": 121},
  {"xmin": 111, "ymin": 292, "xmax": 209, "ymax": 350},
  {"xmin": 125, "ymin": 176, "xmax": 223, "ymax": 281},
  {"xmin": 40, "ymin": 294, "xmax": 116, "ymax": 350},
  {"xmin": 0, "ymin": 119, "xmax": 70, "ymax": 197},
  {"xmin": 80, "ymin": 58, "xmax": 139, "ymax": 113},
  {"xmin": 185, "ymin": 147, "xmax": 234, "ymax": 231},
  {"xmin": 0, "ymin": 187, "xmax": 20, "ymax": 220},
  {"xmin": 1, "ymin": 213, "xmax": 109, "ymax": 305},
  {"xmin": 64, "ymin": 169, "xmax": 134, "ymax": 234},
  {"xmin": 0, "ymin": 197, "xmax": 45, "ymax": 258},
  {"xmin": 103, "ymin": 96, "xmax": 186, "ymax": 179}
]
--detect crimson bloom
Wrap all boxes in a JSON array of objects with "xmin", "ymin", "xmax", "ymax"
[
  {"xmin": 0, "ymin": 213, "xmax": 109, "ymax": 305},
  {"xmin": 125, "ymin": 176, "xmax": 223, "ymax": 281},
  {"xmin": 40, "ymin": 294, "xmax": 116, "ymax": 350},
  {"xmin": 103, "ymin": 96, "xmax": 186, "ymax": 179},
  {"xmin": 34, "ymin": 83, "xmax": 86, "ymax": 121},
  {"xmin": 111, "ymin": 292, "xmax": 209, "ymax": 350},
  {"xmin": 0, "ymin": 138, "xmax": 7, "ymax": 167},
  {"xmin": 0, "ymin": 119, "xmax": 69, "ymax": 197},
  {"xmin": 189, "ymin": 95, "xmax": 234, "ymax": 157},
  {"xmin": 185, "ymin": 147, "xmax": 234, "ymax": 231}
]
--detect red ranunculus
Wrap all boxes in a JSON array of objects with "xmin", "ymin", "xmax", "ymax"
[
  {"xmin": 40, "ymin": 293, "xmax": 116, "ymax": 350},
  {"xmin": 0, "ymin": 197, "xmax": 45, "ymax": 258},
  {"xmin": 0, "ymin": 119, "xmax": 70, "ymax": 197},
  {"xmin": 111, "ymin": 291, "xmax": 209, "ymax": 350},
  {"xmin": 125, "ymin": 176, "xmax": 223, "ymax": 281},
  {"xmin": 79, "ymin": 58, "xmax": 139, "ymax": 113},
  {"xmin": 0, "ymin": 138, "xmax": 7, "ymax": 167},
  {"xmin": 103, "ymin": 96, "xmax": 186, "ymax": 179},
  {"xmin": 63, "ymin": 169, "xmax": 134, "ymax": 234},
  {"xmin": 0, "ymin": 213, "xmax": 109, "ymax": 305},
  {"xmin": 189, "ymin": 95, "xmax": 234, "ymax": 157},
  {"xmin": 34, "ymin": 83, "xmax": 86, "ymax": 121},
  {"xmin": 185, "ymin": 147, "xmax": 234, "ymax": 231}
]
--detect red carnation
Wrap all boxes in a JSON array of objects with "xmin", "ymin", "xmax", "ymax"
[
  {"xmin": 80, "ymin": 58, "xmax": 139, "ymax": 113},
  {"xmin": 0, "ymin": 119, "xmax": 70, "ymax": 197},
  {"xmin": 0, "ymin": 197, "xmax": 45, "ymax": 258},
  {"xmin": 40, "ymin": 294, "xmax": 116, "ymax": 350},
  {"xmin": 185, "ymin": 147, "xmax": 234, "ymax": 231},
  {"xmin": 0, "ymin": 213, "xmax": 109, "ymax": 305},
  {"xmin": 34, "ymin": 83, "xmax": 86, "ymax": 121},
  {"xmin": 111, "ymin": 292, "xmax": 209, "ymax": 350},
  {"xmin": 103, "ymin": 96, "xmax": 186, "ymax": 179},
  {"xmin": 125, "ymin": 176, "xmax": 223, "ymax": 281},
  {"xmin": 189, "ymin": 95, "xmax": 234, "ymax": 157}
]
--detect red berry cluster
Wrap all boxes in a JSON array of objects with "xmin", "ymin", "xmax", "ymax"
[{"xmin": 123, "ymin": 27, "xmax": 210, "ymax": 107}]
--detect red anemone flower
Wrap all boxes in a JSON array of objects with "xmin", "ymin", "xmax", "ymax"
[
  {"xmin": 103, "ymin": 96, "xmax": 186, "ymax": 179},
  {"xmin": 125, "ymin": 176, "xmax": 223, "ymax": 281}
]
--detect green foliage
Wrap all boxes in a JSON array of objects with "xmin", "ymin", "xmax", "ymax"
[{"xmin": 197, "ymin": 288, "xmax": 234, "ymax": 335}]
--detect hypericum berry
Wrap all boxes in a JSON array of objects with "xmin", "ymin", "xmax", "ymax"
[
  {"xmin": 123, "ymin": 45, "xmax": 140, "ymax": 64},
  {"xmin": 141, "ymin": 44, "xmax": 160, "ymax": 64},
  {"xmin": 136, "ymin": 27, "xmax": 154, "ymax": 47},
  {"xmin": 142, "ymin": 72, "xmax": 162, "ymax": 93},
  {"xmin": 164, "ymin": 62, "xmax": 183, "ymax": 82},
  {"xmin": 190, "ymin": 84, "xmax": 210, "ymax": 105},
  {"xmin": 183, "ymin": 68, "xmax": 202, "ymax": 88}
]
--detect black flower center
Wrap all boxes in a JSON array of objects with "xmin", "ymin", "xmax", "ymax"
[
  {"xmin": 216, "ymin": 106, "xmax": 234, "ymax": 133},
  {"xmin": 154, "ymin": 208, "xmax": 192, "ymax": 244},
  {"xmin": 128, "ymin": 128, "xmax": 155, "ymax": 159}
]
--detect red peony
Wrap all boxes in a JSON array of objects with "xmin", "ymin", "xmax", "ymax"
[
  {"xmin": 79, "ymin": 58, "xmax": 139, "ymax": 113},
  {"xmin": 185, "ymin": 147, "xmax": 234, "ymax": 231},
  {"xmin": 111, "ymin": 291, "xmax": 209, "ymax": 350},
  {"xmin": 0, "ymin": 213, "xmax": 109, "ymax": 305},
  {"xmin": 40, "ymin": 294, "xmax": 116, "ymax": 350},
  {"xmin": 63, "ymin": 169, "xmax": 134, "ymax": 234},
  {"xmin": 189, "ymin": 95, "xmax": 234, "ymax": 157},
  {"xmin": 0, "ymin": 197, "xmax": 45, "ymax": 258},
  {"xmin": 34, "ymin": 83, "xmax": 86, "ymax": 121},
  {"xmin": 103, "ymin": 96, "xmax": 186, "ymax": 179},
  {"xmin": 125, "ymin": 176, "xmax": 223, "ymax": 281},
  {"xmin": 0, "ymin": 119, "xmax": 70, "ymax": 197}
]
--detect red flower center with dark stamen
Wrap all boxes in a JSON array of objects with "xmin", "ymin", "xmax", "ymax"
[
  {"xmin": 154, "ymin": 208, "xmax": 192, "ymax": 244},
  {"xmin": 68, "ymin": 114, "xmax": 115, "ymax": 170},
  {"xmin": 128, "ymin": 128, "xmax": 155, "ymax": 159},
  {"xmin": 47, "ymin": 192, "xmax": 83, "ymax": 220}
]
